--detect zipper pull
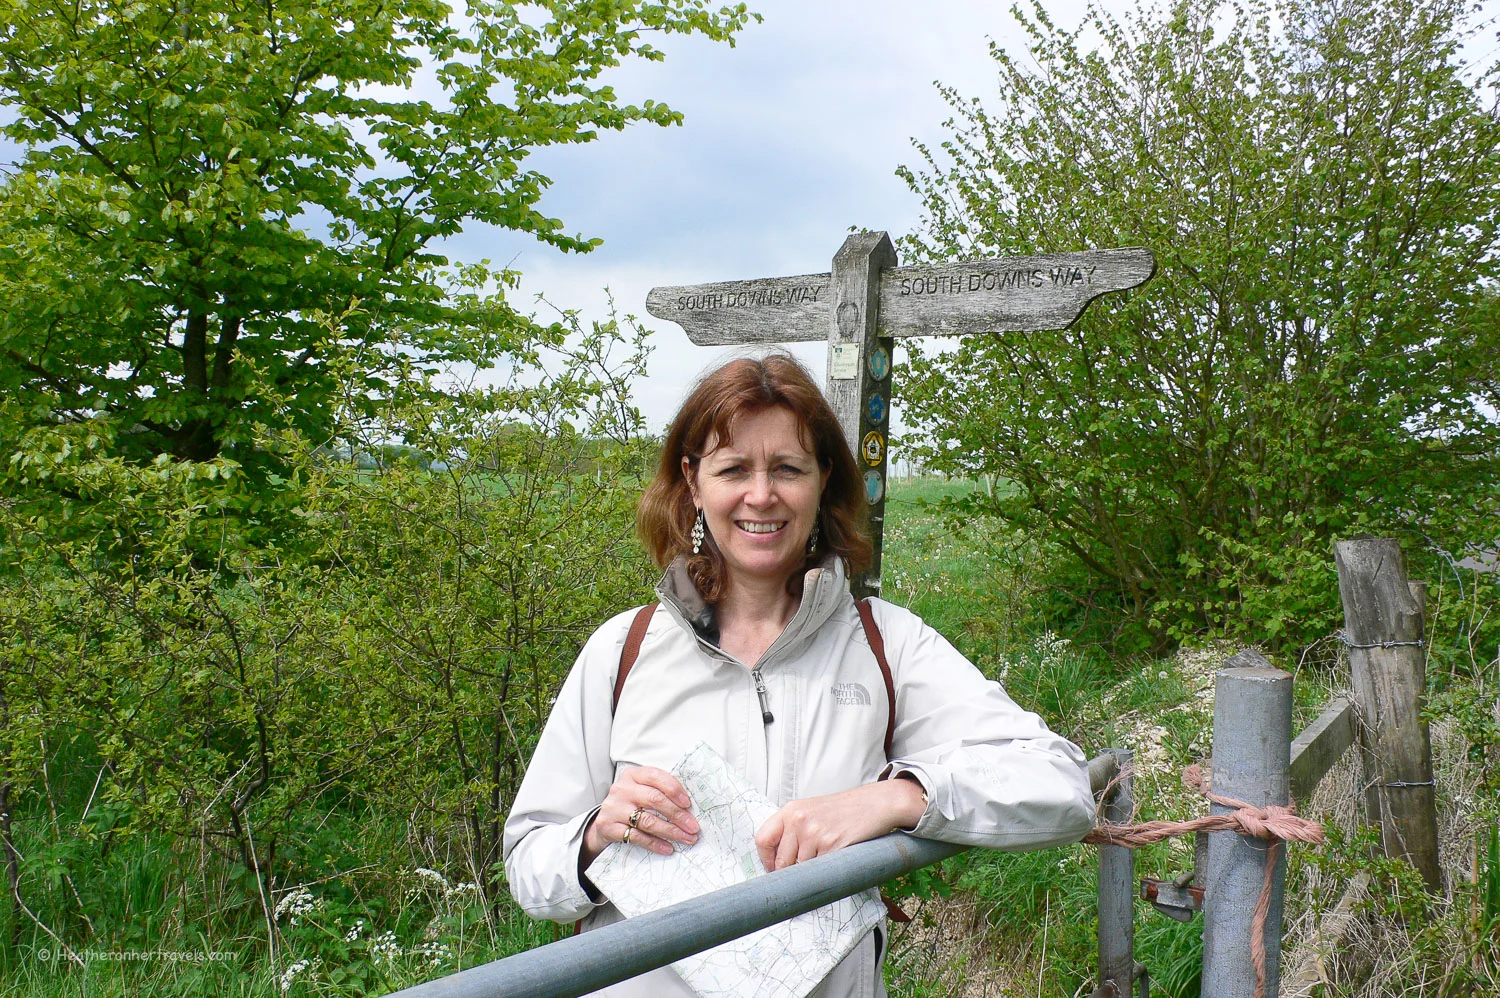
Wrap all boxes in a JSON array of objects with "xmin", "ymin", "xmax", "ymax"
[{"xmin": 751, "ymin": 668, "xmax": 774, "ymax": 725}]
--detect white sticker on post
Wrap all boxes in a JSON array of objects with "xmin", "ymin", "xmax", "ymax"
[{"xmin": 829, "ymin": 343, "xmax": 860, "ymax": 380}]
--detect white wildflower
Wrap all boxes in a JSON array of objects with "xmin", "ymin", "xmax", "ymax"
[
  {"xmin": 279, "ymin": 958, "xmax": 310, "ymax": 994},
  {"xmin": 414, "ymin": 867, "xmax": 449, "ymax": 888},
  {"xmin": 274, "ymin": 888, "xmax": 317, "ymax": 925},
  {"xmin": 414, "ymin": 940, "xmax": 454, "ymax": 969},
  {"xmin": 1158, "ymin": 671, "xmax": 1169, "ymax": 680},
  {"xmin": 371, "ymin": 930, "xmax": 402, "ymax": 964},
  {"xmin": 343, "ymin": 919, "xmax": 365, "ymax": 942},
  {"xmin": 1033, "ymin": 630, "xmax": 1071, "ymax": 663},
  {"xmin": 445, "ymin": 881, "xmax": 479, "ymax": 900}
]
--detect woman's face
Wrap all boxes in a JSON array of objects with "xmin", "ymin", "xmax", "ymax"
[{"xmin": 686, "ymin": 406, "xmax": 829, "ymax": 593}]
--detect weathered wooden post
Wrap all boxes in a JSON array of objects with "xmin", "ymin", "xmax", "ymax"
[
  {"xmin": 1095, "ymin": 748, "xmax": 1136, "ymax": 998},
  {"xmin": 646, "ymin": 238, "xmax": 1155, "ymax": 597},
  {"xmin": 828, "ymin": 233, "xmax": 898, "ymax": 592},
  {"xmin": 1201, "ymin": 651, "xmax": 1292, "ymax": 998},
  {"xmin": 1332, "ymin": 538, "xmax": 1442, "ymax": 891}
]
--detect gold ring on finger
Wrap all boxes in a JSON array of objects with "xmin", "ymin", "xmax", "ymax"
[
  {"xmin": 629, "ymin": 807, "xmax": 646, "ymax": 829},
  {"xmin": 622, "ymin": 827, "xmax": 632, "ymax": 845}
]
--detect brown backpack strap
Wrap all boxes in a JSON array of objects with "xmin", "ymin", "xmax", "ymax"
[
  {"xmin": 612, "ymin": 602, "xmax": 658, "ymax": 713},
  {"xmin": 857, "ymin": 599, "xmax": 911, "ymax": 924},
  {"xmin": 854, "ymin": 598, "xmax": 896, "ymax": 758},
  {"xmin": 578, "ymin": 602, "xmax": 657, "ymax": 935}
]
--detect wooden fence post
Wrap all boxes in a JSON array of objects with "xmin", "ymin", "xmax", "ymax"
[
  {"xmin": 1096, "ymin": 748, "xmax": 1135, "ymax": 997},
  {"xmin": 1201, "ymin": 652, "xmax": 1292, "ymax": 998},
  {"xmin": 1332, "ymin": 538, "xmax": 1442, "ymax": 891}
]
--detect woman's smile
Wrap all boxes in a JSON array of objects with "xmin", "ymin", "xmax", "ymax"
[{"xmin": 736, "ymin": 520, "xmax": 786, "ymax": 535}]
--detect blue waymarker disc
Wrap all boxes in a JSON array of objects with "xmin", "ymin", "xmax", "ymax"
[
  {"xmin": 866, "ymin": 393, "xmax": 887, "ymax": 425},
  {"xmin": 863, "ymin": 470, "xmax": 885, "ymax": 504}
]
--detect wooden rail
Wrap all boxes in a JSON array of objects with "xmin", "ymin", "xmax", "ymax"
[
  {"xmin": 1333, "ymin": 540, "xmax": 1442, "ymax": 889},
  {"xmin": 1289, "ymin": 698, "xmax": 1354, "ymax": 803}
]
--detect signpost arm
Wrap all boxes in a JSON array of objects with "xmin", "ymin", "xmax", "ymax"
[
  {"xmin": 827, "ymin": 232, "xmax": 897, "ymax": 600},
  {"xmin": 643, "ymin": 239, "xmax": 1156, "ymax": 603}
]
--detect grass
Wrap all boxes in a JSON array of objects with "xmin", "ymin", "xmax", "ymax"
[
  {"xmin": 882, "ymin": 475, "xmax": 1033, "ymax": 650},
  {"xmin": 879, "ymin": 477, "xmax": 1214, "ymax": 997},
  {"xmin": 0, "ymin": 813, "xmax": 554, "ymax": 998}
]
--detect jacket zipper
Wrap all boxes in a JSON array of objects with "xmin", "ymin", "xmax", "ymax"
[
  {"xmin": 685, "ymin": 629, "xmax": 774, "ymax": 729},
  {"xmin": 658, "ymin": 565, "xmax": 831, "ymax": 736},
  {"xmin": 732, "ymin": 576, "xmax": 828, "ymax": 731},
  {"xmin": 696, "ymin": 639, "xmax": 773, "ymax": 793},
  {"xmin": 751, "ymin": 667, "xmax": 774, "ymax": 724}
]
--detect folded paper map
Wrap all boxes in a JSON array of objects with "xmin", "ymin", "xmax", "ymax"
[{"xmin": 586, "ymin": 742, "xmax": 884, "ymax": 998}]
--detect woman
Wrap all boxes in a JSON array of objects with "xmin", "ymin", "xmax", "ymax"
[{"xmin": 503, "ymin": 354, "xmax": 1095, "ymax": 996}]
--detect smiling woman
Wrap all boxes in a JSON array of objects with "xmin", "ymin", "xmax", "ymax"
[
  {"xmin": 688, "ymin": 406, "xmax": 827, "ymax": 599},
  {"xmin": 502, "ymin": 353, "xmax": 1096, "ymax": 998},
  {"xmin": 638, "ymin": 354, "xmax": 871, "ymax": 608}
]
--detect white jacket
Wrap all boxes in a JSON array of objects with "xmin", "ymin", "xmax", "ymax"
[{"xmin": 502, "ymin": 557, "xmax": 1095, "ymax": 997}]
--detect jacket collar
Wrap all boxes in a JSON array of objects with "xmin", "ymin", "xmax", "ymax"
[{"xmin": 655, "ymin": 555, "xmax": 852, "ymax": 661}]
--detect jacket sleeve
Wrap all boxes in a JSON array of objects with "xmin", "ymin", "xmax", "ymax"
[
  {"xmin": 501, "ymin": 610, "xmax": 635, "ymax": 922},
  {"xmin": 870, "ymin": 599, "xmax": 1096, "ymax": 851}
]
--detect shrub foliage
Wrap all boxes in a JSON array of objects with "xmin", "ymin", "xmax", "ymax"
[
  {"xmin": 0, "ymin": 321, "xmax": 654, "ymax": 981},
  {"xmin": 897, "ymin": 0, "xmax": 1500, "ymax": 649}
]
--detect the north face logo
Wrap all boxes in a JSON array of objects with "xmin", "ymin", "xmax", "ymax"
[{"xmin": 830, "ymin": 683, "xmax": 872, "ymax": 706}]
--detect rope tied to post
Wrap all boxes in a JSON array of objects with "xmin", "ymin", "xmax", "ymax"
[{"xmin": 1083, "ymin": 764, "xmax": 1325, "ymax": 998}]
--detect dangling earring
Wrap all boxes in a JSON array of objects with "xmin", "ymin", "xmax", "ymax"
[
  {"xmin": 807, "ymin": 510, "xmax": 821, "ymax": 555},
  {"xmin": 691, "ymin": 508, "xmax": 705, "ymax": 555}
]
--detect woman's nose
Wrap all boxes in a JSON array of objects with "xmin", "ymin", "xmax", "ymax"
[{"xmin": 744, "ymin": 472, "xmax": 774, "ymax": 506}]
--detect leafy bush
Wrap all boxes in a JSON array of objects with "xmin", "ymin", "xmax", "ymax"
[
  {"xmin": 0, "ymin": 318, "xmax": 654, "ymax": 987},
  {"xmin": 896, "ymin": 0, "xmax": 1500, "ymax": 651}
]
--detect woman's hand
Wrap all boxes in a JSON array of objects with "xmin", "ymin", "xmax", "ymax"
[
  {"xmin": 755, "ymin": 777, "xmax": 927, "ymax": 872},
  {"xmin": 582, "ymin": 766, "xmax": 701, "ymax": 866}
]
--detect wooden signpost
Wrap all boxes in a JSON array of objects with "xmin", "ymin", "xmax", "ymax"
[{"xmin": 646, "ymin": 231, "xmax": 1155, "ymax": 598}]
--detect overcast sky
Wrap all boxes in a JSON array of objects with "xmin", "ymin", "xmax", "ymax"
[
  {"xmin": 459, "ymin": 0, "xmax": 1499, "ymax": 433},
  {"xmin": 452, "ymin": 0, "xmax": 1119, "ymax": 432}
]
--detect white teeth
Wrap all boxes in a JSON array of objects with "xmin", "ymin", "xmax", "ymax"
[{"xmin": 737, "ymin": 521, "xmax": 784, "ymax": 534}]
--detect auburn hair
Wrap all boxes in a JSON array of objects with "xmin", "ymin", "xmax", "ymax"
[{"xmin": 637, "ymin": 353, "xmax": 872, "ymax": 603}]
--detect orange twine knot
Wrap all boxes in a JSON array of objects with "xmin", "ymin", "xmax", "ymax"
[{"xmin": 1082, "ymin": 763, "xmax": 1325, "ymax": 998}]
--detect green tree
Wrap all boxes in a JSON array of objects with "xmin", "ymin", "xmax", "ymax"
[
  {"xmin": 897, "ymin": 0, "xmax": 1500, "ymax": 649},
  {"xmin": 0, "ymin": 0, "xmax": 752, "ymax": 463}
]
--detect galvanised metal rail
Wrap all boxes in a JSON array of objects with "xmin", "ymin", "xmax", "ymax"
[{"xmin": 385, "ymin": 752, "xmax": 1123, "ymax": 998}]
